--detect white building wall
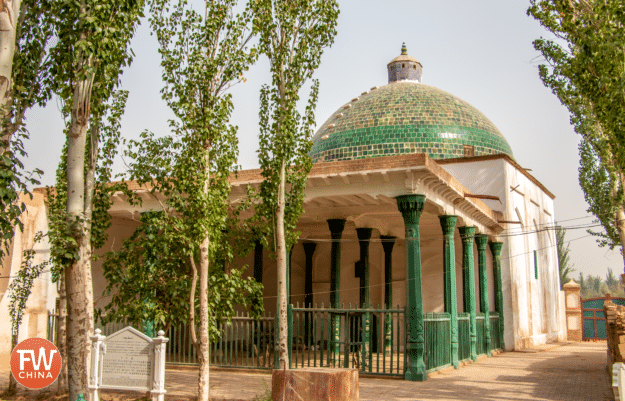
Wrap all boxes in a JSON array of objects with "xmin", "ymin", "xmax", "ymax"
[
  {"xmin": 441, "ymin": 158, "xmax": 564, "ymax": 350},
  {"xmin": 0, "ymin": 193, "xmax": 55, "ymax": 370}
]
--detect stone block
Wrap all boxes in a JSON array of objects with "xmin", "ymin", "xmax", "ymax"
[{"xmin": 271, "ymin": 368, "xmax": 359, "ymax": 401}]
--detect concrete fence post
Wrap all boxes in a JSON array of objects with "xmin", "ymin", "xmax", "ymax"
[
  {"xmin": 563, "ymin": 280, "xmax": 582, "ymax": 342},
  {"xmin": 89, "ymin": 329, "xmax": 105, "ymax": 401},
  {"xmin": 151, "ymin": 330, "xmax": 168, "ymax": 401}
]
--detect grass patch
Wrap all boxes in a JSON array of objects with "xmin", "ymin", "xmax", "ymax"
[{"xmin": 251, "ymin": 378, "xmax": 272, "ymax": 401}]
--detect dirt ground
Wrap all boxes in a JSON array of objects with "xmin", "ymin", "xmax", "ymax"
[{"xmin": 0, "ymin": 387, "xmax": 163, "ymax": 401}]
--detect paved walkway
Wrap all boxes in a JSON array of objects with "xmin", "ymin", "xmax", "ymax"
[{"xmin": 1, "ymin": 342, "xmax": 614, "ymax": 400}]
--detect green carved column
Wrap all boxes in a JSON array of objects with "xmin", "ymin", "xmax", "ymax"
[
  {"xmin": 253, "ymin": 240, "xmax": 263, "ymax": 284},
  {"xmin": 381, "ymin": 235, "xmax": 396, "ymax": 350},
  {"xmin": 476, "ymin": 234, "xmax": 491, "ymax": 355},
  {"xmin": 489, "ymin": 241, "xmax": 505, "ymax": 350},
  {"xmin": 356, "ymin": 227, "xmax": 373, "ymax": 370},
  {"xmin": 396, "ymin": 194, "xmax": 427, "ymax": 381},
  {"xmin": 458, "ymin": 226, "xmax": 477, "ymax": 362},
  {"xmin": 328, "ymin": 219, "xmax": 346, "ymax": 367},
  {"xmin": 439, "ymin": 215, "xmax": 459, "ymax": 369}
]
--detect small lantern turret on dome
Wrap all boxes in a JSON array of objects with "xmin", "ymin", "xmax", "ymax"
[{"xmin": 387, "ymin": 42, "xmax": 423, "ymax": 84}]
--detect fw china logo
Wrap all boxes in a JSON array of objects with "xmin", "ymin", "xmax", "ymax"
[{"xmin": 10, "ymin": 337, "xmax": 62, "ymax": 389}]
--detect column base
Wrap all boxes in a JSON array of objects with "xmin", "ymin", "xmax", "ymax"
[{"xmin": 405, "ymin": 368, "xmax": 427, "ymax": 382}]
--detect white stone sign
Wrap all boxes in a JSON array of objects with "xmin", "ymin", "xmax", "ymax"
[{"xmin": 88, "ymin": 327, "xmax": 168, "ymax": 401}]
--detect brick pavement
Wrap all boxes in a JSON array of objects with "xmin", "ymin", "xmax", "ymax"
[{"xmin": 1, "ymin": 342, "xmax": 613, "ymax": 400}]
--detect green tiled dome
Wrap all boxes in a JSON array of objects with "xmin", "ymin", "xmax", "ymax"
[{"xmin": 310, "ymin": 81, "xmax": 514, "ymax": 162}]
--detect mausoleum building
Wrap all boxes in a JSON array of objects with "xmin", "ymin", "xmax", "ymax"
[{"xmin": 0, "ymin": 44, "xmax": 566, "ymax": 379}]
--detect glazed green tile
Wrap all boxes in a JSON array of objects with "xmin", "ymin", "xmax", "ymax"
[{"xmin": 310, "ymin": 81, "xmax": 513, "ymax": 162}]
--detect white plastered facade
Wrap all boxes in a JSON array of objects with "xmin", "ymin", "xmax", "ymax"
[
  {"xmin": 0, "ymin": 192, "xmax": 56, "ymax": 370},
  {"xmin": 440, "ymin": 156, "xmax": 567, "ymax": 349}
]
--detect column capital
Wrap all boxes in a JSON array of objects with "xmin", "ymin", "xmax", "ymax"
[
  {"xmin": 458, "ymin": 226, "xmax": 476, "ymax": 242},
  {"xmin": 380, "ymin": 235, "xmax": 396, "ymax": 253},
  {"xmin": 438, "ymin": 215, "xmax": 458, "ymax": 236},
  {"xmin": 475, "ymin": 234, "xmax": 489, "ymax": 250},
  {"xmin": 396, "ymin": 194, "xmax": 426, "ymax": 224},
  {"xmin": 489, "ymin": 241, "xmax": 503, "ymax": 257},
  {"xmin": 303, "ymin": 242, "xmax": 317, "ymax": 255},
  {"xmin": 327, "ymin": 219, "xmax": 346, "ymax": 236},
  {"xmin": 356, "ymin": 227, "xmax": 373, "ymax": 241}
]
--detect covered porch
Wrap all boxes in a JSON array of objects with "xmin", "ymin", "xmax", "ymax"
[{"xmin": 156, "ymin": 154, "xmax": 508, "ymax": 380}]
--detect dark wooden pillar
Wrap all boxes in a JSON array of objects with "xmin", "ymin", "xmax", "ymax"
[
  {"xmin": 327, "ymin": 219, "xmax": 346, "ymax": 367},
  {"xmin": 356, "ymin": 227, "xmax": 373, "ymax": 369},
  {"xmin": 303, "ymin": 242, "xmax": 316, "ymax": 346},
  {"xmin": 381, "ymin": 235, "xmax": 396, "ymax": 350},
  {"xmin": 303, "ymin": 243, "xmax": 316, "ymax": 307},
  {"xmin": 254, "ymin": 240, "xmax": 263, "ymax": 284}
]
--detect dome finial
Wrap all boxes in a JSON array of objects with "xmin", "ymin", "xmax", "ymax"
[{"xmin": 388, "ymin": 42, "xmax": 422, "ymax": 84}]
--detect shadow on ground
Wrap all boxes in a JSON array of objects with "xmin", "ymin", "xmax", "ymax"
[{"xmin": 358, "ymin": 343, "xmax": 612, "ymax": 401}]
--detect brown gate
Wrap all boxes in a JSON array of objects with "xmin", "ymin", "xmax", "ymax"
[{"xmin": 582, "ymin": 297, "xmax": 625, "ymax": 341}]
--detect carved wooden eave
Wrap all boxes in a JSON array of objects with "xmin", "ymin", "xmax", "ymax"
[
  {"xmin": 84, "ymin": 153, "xmax": 503, "ymax": 237},
  {"xmin": 229, "ymin": 154, "xmax": 503, "ymax": 237}
]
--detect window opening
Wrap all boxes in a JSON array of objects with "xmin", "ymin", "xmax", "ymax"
[
  {"xmin": 534, "ymin": 250, "xmax": 538, "ymax": 280},
  {"xmin": 463, "ymin": 145, "xmax": 475, "ymax": 157}
]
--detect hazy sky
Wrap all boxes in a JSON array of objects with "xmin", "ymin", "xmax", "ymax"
[{"xmin": 23, "ymin": 0, "xmax": 624, "ymax": 279}]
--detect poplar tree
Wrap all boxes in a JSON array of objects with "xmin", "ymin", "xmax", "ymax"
[
  {"xmin": 0, "ymin": 0, "xmax": 54, "ymax": 264},
  {"xmin": 46, "ymin": 90, "xmax": 131, "ymax": 394},
  {"xmin": 555, "ymin": 225, "xmax": 574, "ymax": 288},
  {"xmin": 579, "ymin": 136, "xmax": 624, "ymax": 251},
  {"xmin": 250, "ymin": 0, "xmax": 339, "ymax": 369},
  {"xmin": 124, "ymin": 1, "xmax": 261, "ymax": 399},
  {"xmin": 528, "ymin": 1, "xmax": 625, "ymax": 274},
  {"xmin": 50, "ymin": 2, "xmax": 145, "ymax": 399}
]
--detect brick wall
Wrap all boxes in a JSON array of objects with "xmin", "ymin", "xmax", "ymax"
[{"xmin": 604, "ymin": 299, "xmax": 625, "ymax": 369}]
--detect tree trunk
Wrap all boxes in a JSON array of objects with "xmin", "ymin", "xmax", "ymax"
[
  {"xmin": 66, "ymin": 234, "xmax": 94, "ymax": 401},
  {"xmin": 275, "ymin": 161, "xmax": 289, "ymax": 370},
  {"xmin": 189, "ymin": 256, "xmax": 199, "ymax": 357},
  {"xmin": 57, "ymin": 274, "xmax": 68, "ymax": 394},
  {"xmin": 197, "ymin": 235, "xmax": 210, "ymax": 401},
  {"xmin": 0, "ymin": 0, "xmax": 20, "ymax": 148},
  {"xmin": 616, "ymin": 204, "xmax": 625, "ymax": 271},
  {"xmin": 609, "ymin": 173, "xmax": 625, "ymax": 280},
  {"xmin": 66, "ymin": 54, "xmax": 95, "ymax": 401},
  {"xmin": 7, "ymin": 332, "xmax": 17, "ymax": 394}
]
